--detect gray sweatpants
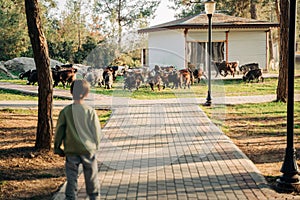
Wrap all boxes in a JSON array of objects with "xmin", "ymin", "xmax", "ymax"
[{"xmin": 65, "ymin": 154, "xmax": 99, "ymax": 200}]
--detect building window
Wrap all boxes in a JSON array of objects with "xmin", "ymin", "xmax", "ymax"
[
  {"xmin": 187, "ymin": 42, "xmax": 224, "ymax": 70},
  {"xmin": 187, "ymin": 42, "xmax": 206, "ymax": 69},
  {"xmin": 212, "ymin": 42, "xmax": 225, "ymax": 62},
  {"xmin": 142, "ymin": 48, "xmax": 148, "ymax": 66}
]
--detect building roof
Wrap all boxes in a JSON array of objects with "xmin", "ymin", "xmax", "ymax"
[{"xmin": 138, "ymin": 13, "xmax": 279, "ymax": 33}]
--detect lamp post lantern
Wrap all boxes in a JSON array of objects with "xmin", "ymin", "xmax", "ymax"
[
  {"xmin": 204, "ymin": 0, "xmax": 216, "ymax": 106},
  {"xmin": 276, "ymin": 0, "xmax": 300, "ymax": 192}
]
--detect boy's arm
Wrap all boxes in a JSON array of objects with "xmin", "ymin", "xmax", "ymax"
[
  {"xmin": 54, "ymin": 111, "xmax": 66, "ymax": 156},
  {"xmin": 91, "ymin": 110, "xmax": 101, "ymax": 149}
]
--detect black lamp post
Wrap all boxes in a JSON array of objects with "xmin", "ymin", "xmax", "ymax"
[
  {"xmin": 276, "ymin": 0, "xmax": 300, "ymax": 192},
  {"xmin": 203, "ymin": 0, "xmax": 215, "ymax": 106}
]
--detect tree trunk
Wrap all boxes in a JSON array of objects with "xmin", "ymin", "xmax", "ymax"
[
  {"xmin": 250, "ymin": 0, "xmax": 257, "ymax": 19},
  {"xmin": 25, "ymin": 0, "xmax": 53, "ymax": 150},
  {"xmin": 117, "ymin": 0, "xmax": 122, "ymax": 49},
  {"xmin": 77, "ymin": 0, "xmax": 82, "ymax": 51},
  {"xmin": 274, "ymin": 0, "xmax": 281, "ymax": 49},
  {"xmin": 269, "ymin": 30, "xmax": 274, "ymax": 62},
  {"xmin": 275, "ymin": 0, "xmax": 281, "ymax": 23},
  {"xmin": 276, "ymin": 0, "xmax": 289, "ymax": 102}
]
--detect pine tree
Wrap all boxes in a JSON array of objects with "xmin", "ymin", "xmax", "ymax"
[
  {"xmin": 94, "ymin": 0, "xmax": 159, "ymax": 49},
  {"xmin": 0, "ymin": 0, "xmax": 30, "ymax": 60},
  {"xmin": 25, "ymin": 0, "xmax": 53, "ymax": 150}
]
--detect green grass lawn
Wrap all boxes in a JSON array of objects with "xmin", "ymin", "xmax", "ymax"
[
  {"xmin": 0, "ymin": 89, "xmax": 68, "ymax": 101},
  {"xmin": 212, "ymin": 101, "xmax": 299, "ymax": 136},
  {"xmin": 97, "ymin": 77, "xmax": 299, "ymax": 99},
  {"xmin": 1, "ymin": 74, "xmax": 300, "ymax": 100},
  {"xmin": 0, "ymin": 89, "xmax": 39, "ymax": 101},
  {"xmin": 201, "ymin": 101, "xmax": 300, "ymax": 143}
]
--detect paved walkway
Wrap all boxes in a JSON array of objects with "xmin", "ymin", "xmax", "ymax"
[{"xmin": 0, "ymin": 82, "xmax": 300, "ymax": 200}]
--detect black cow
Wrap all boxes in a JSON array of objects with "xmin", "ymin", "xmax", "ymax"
[
  {"xmin": 243, "ymin": 69, "xmax": 264, "ymax": 83},
  {"xmin": 123, "ymin": 70, "xmax": 143, "ymax": 91},
  {"xmin": 52, "ymin": 67, "xmax": 77, "ymax": 88},
  {"xmin": 55, "ymin": 64, "xmax": 73, "ymax": 71},
  {"xmin": 106, "ymin": 66, "xmax": 120, "ymax": 81},
  {"xmin": 123, "ymin": 72, "xmax": 137, "ymax": 91},
  {"xmin": 104, "ymin": 70, "xmax": 113, "ymax": 89},
  {"xmin": 239, "ymin": 63, "xmax": 259, "ymax": 75},
  {"xmin": 19, "ymin": 65, "xmax": 77, "ymax": 88},
  {"xmin": 168, "ymin": 70, "xmax": 182, "ymax": 89},
  {"xmin": 148, "ymin": 73, "xmax": 163, "ymax": 91},
  {"xmin": 19, "ymin": 69, "xmax": 38, "ymax": 85},
  {"xmin": 123, "ymin": 67, "xmax": 150, "ymax": 91}
]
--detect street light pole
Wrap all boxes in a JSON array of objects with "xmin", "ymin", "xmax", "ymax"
[
  {"xmin": 204, "ymin": 0, "xmax": 215, "ymax": 106},
  {"xmin": 276, "ymin": 0, "xmax": 300, "ymax": 192}
]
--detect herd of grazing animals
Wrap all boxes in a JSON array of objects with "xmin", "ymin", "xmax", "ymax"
[
  {"xmin": 122, "ymin": 64, "xmax": 211, "ymax": 91},
  {"xmin": 18, "ymin": 61, "xmax": 264, "ymax": 91},
  {"xmin": 19, "ymin": 64, "xmax": 77, "ymax": 88},
  {"xmin": 121, "ymin": 61, "xmax": 263, "ymax": 91}
]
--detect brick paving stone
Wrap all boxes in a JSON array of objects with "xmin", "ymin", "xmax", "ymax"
[{"xmin": 223, "ymin": 190, "xmax": 237, "ymax": 198}]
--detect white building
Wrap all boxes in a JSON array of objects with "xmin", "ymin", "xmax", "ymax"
[{"xmin": 138, "ymin": 13, "xmax": 279, "ymax": 71}]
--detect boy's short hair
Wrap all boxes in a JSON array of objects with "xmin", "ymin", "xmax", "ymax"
[{"xmin": 70, "ymin": 79, "xmax": 90, "ymax": 100}]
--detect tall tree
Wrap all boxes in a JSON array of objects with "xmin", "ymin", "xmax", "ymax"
[
  {"xmin": 48, "ymin": 0, "xmax": 101, "ymax": 63},
  {"xmin": 250, "ymin": 0, "xmax": 258, "ymax": 19},
  {"xmin": 170, "ymin": 0, "xmax": 284, "ymax": 20},
  {"xmin": 0, "ymin": 0, "xmax": 30, "ymax": 60},
  {"xmin": 171, "ymin": 0, "xmax": 252, "ymax": 18},
  {"xmin": 64, "ymin": 0, "xmax": 87, "ymax": 51},
  {"xmin": 276, "ymin": 0, "xmax": 289, "ymax": 102},
  {"xmin": 25, "ymin": 0, "xmax": 53, "ymax": 150},
  {"xmin": 94, "ymin": 0, "xmax": 159, "ymax": 49},
  {"xmin": 173, "ymin": 0, "xmax": 204, "ymax": 18}
]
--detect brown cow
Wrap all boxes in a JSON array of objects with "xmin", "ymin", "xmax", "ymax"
[
  {"xmin": 193, "ymin": 68, "xmax": 207, "ymax": 83},
  {"xmin": 214, "ymin": 61, "xmax": 239, "ymax": 77},
  {"xmin": 123, "ymin": 69, "xmax": 145, "ymax": 91},
  {"xmin": 168, "ymin": 69, "xmax": 182, "ymax": 89},
  {"xmin": 227, "ymin": 61, "xmax": 239, "ymax": 77},
  {"xmin": 179, "ymin": 69, "xmax": 192, "ymax": 89},
  {"xmin": 52, "ymin": 67, "xmax": 77, "ymax": 88}
]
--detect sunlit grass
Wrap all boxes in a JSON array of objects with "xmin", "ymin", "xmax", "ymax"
[
  {"xmin": 0, "ymin": 89, "xmax": 68, "ymax": 101},
  {"xmin": 0, "ymin": 108, "xmax": 39, "ymax": 115},
  {"xmin": 201, "ymin": 101, "xmax": 300, "ymax": 137},
  {"xmin": 0, "ymin": 89, "xmax": 39, "ymax": 101},
  {"xmin": 1, "ymin": 75, "xmax": 300, "ymax": 100},
  {"xmin": 97, "ymin": 109, "xmax": 112, "ymax": 128},
  {"xmin": 0, "ymin": 79, "xmax": 27, "ymax": 84}
]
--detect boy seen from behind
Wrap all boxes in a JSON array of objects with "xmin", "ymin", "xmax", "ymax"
[{"xmin": 54, "ymin": 79, "xmax": 101, "ymax": 200}]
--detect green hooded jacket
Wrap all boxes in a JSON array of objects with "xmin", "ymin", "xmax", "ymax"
[{"xmin": 54, "ymin": 104, "xmax": 101, "ymax": 156}]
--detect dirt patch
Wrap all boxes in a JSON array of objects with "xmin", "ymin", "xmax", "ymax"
[
  {"xmin": 223, "ymin": 105, "xmax": 300, "ymax": 195},
  {"xmin": 0, "ymin": 108, "xmax": 109, "ymax": 200},
  {"xmin": 0, "ymin": 109, "xmax": 65, "ymax": 200}
]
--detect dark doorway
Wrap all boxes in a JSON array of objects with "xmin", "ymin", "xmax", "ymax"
[{"xmin": 187, "ymin": 42, "xmax": 224, "ymax": 70}]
